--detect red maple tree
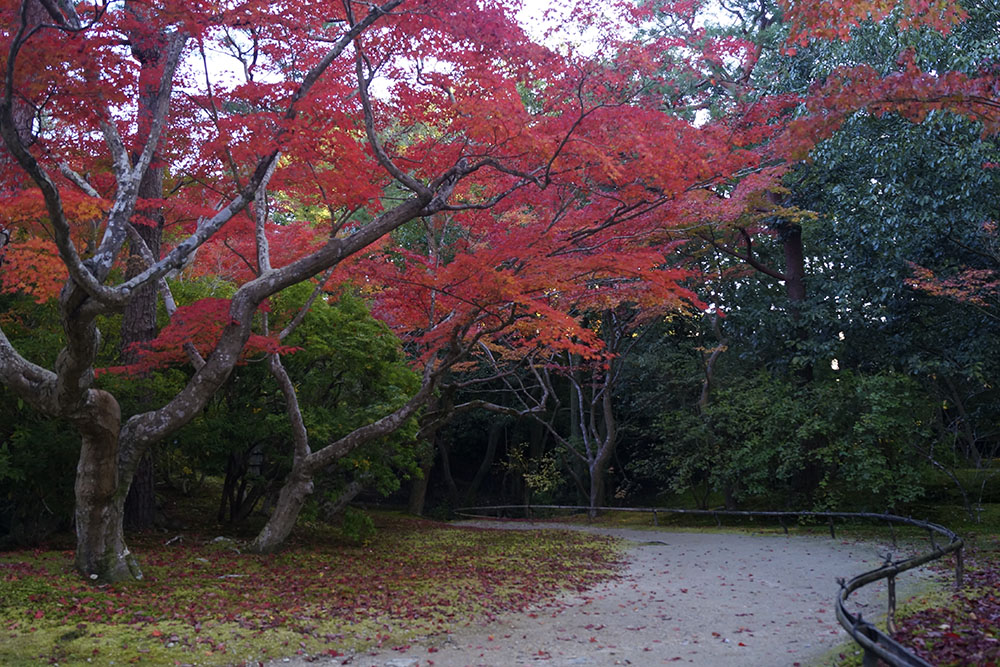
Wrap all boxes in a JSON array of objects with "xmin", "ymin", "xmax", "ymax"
[{"xmin": 1, "ymin": 0, "xmax": 997, "ymax": 581}]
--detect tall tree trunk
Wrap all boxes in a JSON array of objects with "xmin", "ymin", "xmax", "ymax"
[
  {"xmin": 123, "ymin": 451, "xmax": 156, "ymax": 531},
  {"xmin": 587, "ymin": 434, "xmax": 616, "ymax": 517},
  {"xmin": 120, "ymin": 4, "xmax": 168, "ymax": 531},
  {"xmin": 781, "ymin": 223, "xmax": 806, "ymax": 308},
  {"xmin": 72, "ymin": 390, "xmax": 142, "ymax": 581},
  {"xmin": 408, "ymin": 397, "xmax": 445, "ymax": 515},
  {"xmin": 568, "ymin": 366, "xmax": 581, "ymax": 443},
  {"xmin": 585, "ymin": 312, "xmax": 620, "ymax": 517}
]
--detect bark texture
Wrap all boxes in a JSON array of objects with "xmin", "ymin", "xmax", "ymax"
[
  {"xmin": 407, "ymin": 450, "xmax": 434, "ymax": 516},
  {"xmin": 120, "ymin": 0, "xmax": 169, "ymax": 531},
  {"xmin": 249, "ymin": 469, "xmax": 314, "ymax": 554},
  {"xmin": 72, "ymin": 390, "xmax": 142, "ymax": 581}
]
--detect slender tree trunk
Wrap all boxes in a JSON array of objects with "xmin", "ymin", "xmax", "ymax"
[
  {"xmin": 569, "ymin": 363, "xmax": 582, "ymax": 443},
  {"xmin": 324, "ymin": 479, "xmax": 365, "ymax": 519},
  {"xmin": 587, "ymin": 435, "xmax": 616, "ymax": 516},
  {"xmin": 698, "ymin": 313, "xmax": 727, "ymax": 414},
  {"xmin": 439, "ymin": 439, "xmax": 460, "ymax": 507},
  {"xmin": 72, "ymin": 390, "xmax": 142, "ymax": 581},
  {"xmin": 249, "ymin": 367, "xmax": 440, "ymax": 552},
  {"xmin": 465, "ymin": 420, "xmax": 502, "ymax": 504},
  {"xmin": 408, "ymin": 397, "xmax": 445, "ymax": 515},
  {"xmin": 249, "ymin": 467, "xmax": 314, "ymax": 553},
  {"xmin": 407, "ymin": 452, "xmax": 433, "ymax": 516},
  {"xmin": 586, "ymin": 315, "xmax": 619, "ymax": 517},
  {"xmin": 588, "ymin": 462, "xmax": 605, "ymax": 518}
]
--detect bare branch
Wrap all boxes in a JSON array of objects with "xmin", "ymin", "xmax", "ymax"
[
  {"xmin": 125, "ymin": 224, "xmax": 206, "ymax": 370},
  {"xmin": 352, "ymin": 34, "xmax": 429, "ymax": 196},
  {"xmin": 269, "ymin": 354, "xmax": 311, "ymax": 461},
  {"xmin": 58, "ymin": 162, "xmax": 101, "ymax": 198},
  {"xmin": 92, "ymin": 29, "xmax": 188, "ymax": 280},
  {"xmin": 279, "ymin": 267, "xmax": 335, "ymax": 341},
  {"xmin": 0, "ymin": 325, "xmax": 57, "ymax": 413},
  {"xmin": 696, "ymin": 227, "xmax": 786, "ymax": 281},
  {"xmin": 116, "ymin": 0, "xmax": 403, "ymax": 300}
]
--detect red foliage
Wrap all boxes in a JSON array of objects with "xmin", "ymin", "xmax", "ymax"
[
  {"xmin": 0, "ymin": 520, "xmax": 622, "ymax": 662},
  {"xmin": 780, "ymin": 0, "xmax": 967, "ymax": 46},
  {"xmin": 0, "ymin": 0, "xmax": 995, "ymax": 391},
  {"xmin": 907, "ymin": 263, "xmax": 999, "ymax": 308},
  {"xmin": 892, "ymin": 546, "xmax": 1000, "ymax": 665},
  {"xmin": 100, "ymin": 299, "xmax": 299, "ymax": 376},
  {"xmin": 0, "ymin": 237, "xmax": 67, "ymax": 303}
]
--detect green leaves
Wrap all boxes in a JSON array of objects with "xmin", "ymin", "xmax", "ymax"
[{"xmin": 635, "ymin": 370, "xmax": 933, "ymax": 509}]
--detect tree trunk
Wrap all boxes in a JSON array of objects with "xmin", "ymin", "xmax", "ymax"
[
  {"xmin": 123, "ymin": 451, "xmax": 156, "ymax": 531},
  {"xmin": 324, "ymin": 479, "xmax": 365, "ymax": 519},
  {"xmin": 588, "ymin": 461, "xmax": 605, "ymax": 518},
  {"xmin": 249, "ymin": 468, "xmax": 314, "ymax": 553},
  {"xmin": 72, "ymin": 390, "xmax": 142, "ymax": 581},
  {"xmin": 119, "ymin": 0, "xmax": 169, "ymax": 531},
  {"xmin": 568, "ymin": 363, "xmax": 582, "ymax": 443},
  {"xmin": 782, "ymin": 223, "xmax": 806, "ymax": 308},
  {"xmin": 407, "ymin": 452, "xmax": 433, "ymax": 516},
  {"xmin": 438, "ymin": 439, "xmax": 460, "ymax": 507},
  {"xmin": 465, "ymin": 420, "xmax": 502, "ymax": 504}
]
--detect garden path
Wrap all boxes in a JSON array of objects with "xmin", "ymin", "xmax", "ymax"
[{"xmin": 272, "ymin": 521, "xmax": 938, "ymax": 667}]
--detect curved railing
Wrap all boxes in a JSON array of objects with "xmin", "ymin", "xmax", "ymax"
[{"xmin": 454, "ymin": 505, "xmax": 964, "ymax": 667}]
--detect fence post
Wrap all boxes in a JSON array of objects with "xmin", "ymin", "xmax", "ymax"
[
  {"xmin": 887, "ymin": 574, "xmax": 897, "ymax": 634},
  {"xmin": 828, "ymin": 517, "xmax": 836, "ymax": 539},
  {"xmin": 858, "ymin": 615, "xmax": 879, "ymax": 667}
]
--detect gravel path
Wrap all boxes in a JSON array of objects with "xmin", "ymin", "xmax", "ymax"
[{"xmin": 270, "ymin": 522, "xmax": 938, "ymax": 667}]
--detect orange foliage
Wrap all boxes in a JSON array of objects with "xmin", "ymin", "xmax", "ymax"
[
  {"xmin": 0, "ymin": 237, "xmax": 67, "ymax": 302},
  {"xmin": 780, "ymin": 0, "xmax": 966, "ymax": 46}
]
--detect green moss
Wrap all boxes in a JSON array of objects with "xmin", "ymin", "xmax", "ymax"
[{"xmin": 0, "ymin": 513, "xmax": 622, "ymax": 665}]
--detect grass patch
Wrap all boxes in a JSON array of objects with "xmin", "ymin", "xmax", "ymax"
[{"xmin": 0, "ymin": 512, "xmax": 622, "ymax": 665}]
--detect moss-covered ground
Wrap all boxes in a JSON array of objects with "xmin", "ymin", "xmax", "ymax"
[{"xmin": 0, "ymin": 512, "xmax": 622, "ymax": 665}]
